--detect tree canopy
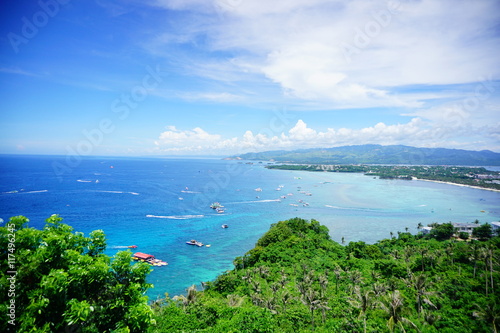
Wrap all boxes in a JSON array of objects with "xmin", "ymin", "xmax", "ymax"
[{"xmin": 0, "ymin": 215, "xmax": 155, "ymax": 332}]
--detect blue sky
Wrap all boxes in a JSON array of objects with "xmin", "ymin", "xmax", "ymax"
[{"xmin": 1, "ymin": 0, "xmax": 499, "ymax": 156}]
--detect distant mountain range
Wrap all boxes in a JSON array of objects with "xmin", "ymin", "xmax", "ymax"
[{"xmin": 232, "ymin": 145, "xmax": 500, "ymax": 166}]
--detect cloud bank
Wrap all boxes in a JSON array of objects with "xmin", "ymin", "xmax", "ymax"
[{"xmin": 155, "ymin": 117, "xmax": 500, "ymax": 155}]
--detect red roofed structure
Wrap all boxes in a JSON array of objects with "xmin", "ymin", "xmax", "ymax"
[{"xmin": 132, "ymin": 252, "xmax": 155, "ymax": 260}]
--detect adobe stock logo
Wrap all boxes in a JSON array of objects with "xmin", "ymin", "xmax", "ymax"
[{"xmin": 7, "ymin": 0, "xmax": 71, "ymax": 54}]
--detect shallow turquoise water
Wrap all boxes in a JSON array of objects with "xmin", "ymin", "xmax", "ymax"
[{"xmin": 1, "ymin": 155, "xmax": 498, "ymax": 298}]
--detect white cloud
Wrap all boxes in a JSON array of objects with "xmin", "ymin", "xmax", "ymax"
[
  {"xmin": 145, "ymin": 0, "xmax": 500, "ymax": 110},
  {"xmin": 154, "ymin": 117, "xmax": 499, "ymax": 155}
]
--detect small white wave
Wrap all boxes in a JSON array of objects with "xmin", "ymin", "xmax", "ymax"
[
  {"xmin": 325, "ymin": 205, "xmax": 348, "ymax": 210},
  {"xmin": 418, "ymin": 204, "xmax": 427, "ymax": 207},
  {"xmin": 180, "ymin": 190, "xmax": 200, "ymax": 194},
  {"xmin": 2, "ymin": 190, "xmax": 18, "ymax": 194},
  {"xmin": 23, "ymin": 190, "xmax": 48, "ymax": 194},
  {"xmin": 77, "ymin": 180, "xmax": 92, "ymax": 183},
  {"xmin": 146, "ymin": 214, "xmax": 204, "ymax": 220}
]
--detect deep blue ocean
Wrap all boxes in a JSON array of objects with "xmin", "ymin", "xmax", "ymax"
[{"xmin": 1, "ymin": 155, "xmax": 499, "ymax": 299}]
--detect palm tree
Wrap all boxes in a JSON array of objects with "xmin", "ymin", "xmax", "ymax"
[
  {"xmin": 318, "ymin": 273, "xmax": 329, "ymax": 298},
  {"xmin": 250, "ymin": 292, "xmax": 264, "ymax": 307},
  {"xmin": 378, "ymin": 290, "xmax": 419, "ymax": 333},
  {"xmin": 473, "ymin": 303, "xmax": 499, "ymax": 333},
  {"xmin": 333, "ymin": 266, "xmax": 343, "ymax": 293},
  {"xmin": 348, "ymin": 269, "xmax": 362, "ymax": 294},
  {"xmin": 372, "ymin": 282, "xmax": 387, "ymax": 297},
  {"xmin": 227, "ymin": 294, "xmax": 245, "ymax": 307},
  {"xmin": 404, "ymin": 273, "xmax": 437, "ymax": 315},
  {"xmin": 172, "ymin": 284, "xmax": 198, "ymax": 309},
  {"xmin": 279, "ymin": 289, "xmax": 295, "ymax": 315},
  {"xmin": 417, "ymin": 246, "xmax": 428, "ymax": 272},
  {"xmin": 348, "ymin": 286, "xmax": 375, "ymax": 333},
  {"xmin": 300, "ymin": 288, "xmax": 322, "ymax": 330},
  {"xmin": 469, "ymin": 242, "xmax": 480, "ymax": 278}
]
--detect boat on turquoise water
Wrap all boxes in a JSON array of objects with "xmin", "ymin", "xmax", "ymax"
[
  {"xmin": 221, "ymin": 224, "xmax": 228, "ymax": 228},
  {"xmin": 255, "ymin": 187, "xmax": 262, "ymax": 192},
  {"xmin": 210, "ymin": 202, "xmax": 223, "ymax": 209},
  {"xmin": 186, "ymin": 239, "xmax": 204, "ymax": 247},
  {"xmin": 216, "ymin": 208, "xmax": 225, "ymax": 213}
]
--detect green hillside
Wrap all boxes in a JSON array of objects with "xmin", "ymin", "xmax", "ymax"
[
  {"xmin": 234, "ymin": 145, "xmax": 500, "ymax": 166},
  {"xmin": 151, "ymin": 218, "xmax": 500, "ymax": 333},
  {"xmin": 2, "ymin": 216, "xmax": 498, "ymax": 332}
]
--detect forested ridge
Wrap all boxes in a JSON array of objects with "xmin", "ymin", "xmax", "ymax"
[
  {"xmin": 234, "ymin": 144, "xmax": 500, "ymax": 166},
  {"xmin": 150, "ymin": 218, "xmax": 499, "ymax": 332},
  {"xmin": 1, "ymin": 216, "xmax": 499, "ymax": 332}
]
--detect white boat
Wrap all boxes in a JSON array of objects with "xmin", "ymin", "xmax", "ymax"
[
  {"xmin": 186, "ymin": 240, "xmax": 204, "ymax": 247},
  {"xmin": 255, "ymin": 188, "xmax": 263, "ymax": 192},
  {"xmin": 221, "ymin": 224, "xmax": 229, "ymax": 228}
]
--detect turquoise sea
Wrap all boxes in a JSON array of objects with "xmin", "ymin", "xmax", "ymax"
[{"xmin": 1, "ymin": 155, "xmax": 499, "ymax": 299}]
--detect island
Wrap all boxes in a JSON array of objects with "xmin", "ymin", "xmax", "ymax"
[{"xmin": 266, "ymin": 164, "xmax": 500, "ymax": 191}]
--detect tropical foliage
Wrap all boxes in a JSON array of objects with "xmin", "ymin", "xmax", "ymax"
[
  {"xmin": 0, "ymin": 215, "xmax": 155, "ymax": 333},
  {"xmin": 151, "ymin": 218, "xmax": 500, "ymax": 332},
  {"xmin": 2, "ymin": 215, "xmax": 499, "ymax": 332}
]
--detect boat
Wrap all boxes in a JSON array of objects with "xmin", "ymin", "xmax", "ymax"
[
  {"xmin": 132, "ymin": 252, "xmax": 167, "ymax": 266},
  {"xmin": 280, "ymin": 195, "xmax": 287, "ymax": 199},
  {"xmin": 221, "ymin": 224, "xmax": 229, "ymax": 228},
  {"xmin": 128, "ymin": 245, "xmax": 138, "ymax": 249},
  {"xmin": 210, "ymin": 202, "xmax": 223, "ymax": 209},
  {"xmin": 216, "ymin": 208, "xmax": 225, "ymax": 213},
  {"xmin": 186, "ymin": 239, "xmax": 204, "ymax": 247},
  {"xmin": 255, "ymin": 188, "xmax": 262, "ymax": 192}
]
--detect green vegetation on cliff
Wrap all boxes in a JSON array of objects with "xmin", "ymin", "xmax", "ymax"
[
  {"xmin": 151, "ymin": 218, "xmax": 500, "ymax": 332},
  {"xmin": 2, "ymin": 216, "xmax": 499, "ymax": 332},
  {"xmin": 0, "ymin": 215, "xmax": 154, "ymax": 333}
]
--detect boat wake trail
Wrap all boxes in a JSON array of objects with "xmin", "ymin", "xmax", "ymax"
[
  {"xmin": 229, "ymin": 199, "xmax": 281, "ymax": 204},
  {"xmin": 146, "ymin": 214, "xmax": 205, "ymax": 220},
  {"xmin": 95, "ymin": 190, "xmax": 139, "ymax": 195}
]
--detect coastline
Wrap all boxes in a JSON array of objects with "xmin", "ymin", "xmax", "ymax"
[{"xmin": 414, "ymin": 178, "xmax": 500, "ymax": 193}]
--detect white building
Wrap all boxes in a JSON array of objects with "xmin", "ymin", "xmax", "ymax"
[{"xmin": 452, "ymin": 223, "xmax": 480, "ymax": 235}]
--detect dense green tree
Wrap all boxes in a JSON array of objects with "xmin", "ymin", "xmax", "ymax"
[
  {"xmin": 0, "ymin": 215, "xmax": 154, "ymax": 332},
  {"xmin": 473, "ymin": 224, "xmax": 493, "ymax": 241},
  {"xmin": 428, "ymin": 222, "xmax": 455, "ymax": 241}
]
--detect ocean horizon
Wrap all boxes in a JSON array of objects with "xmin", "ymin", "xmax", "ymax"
[{"xmin": 1, "ymin": 154, "xmax": 499, "ymax": 299}]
